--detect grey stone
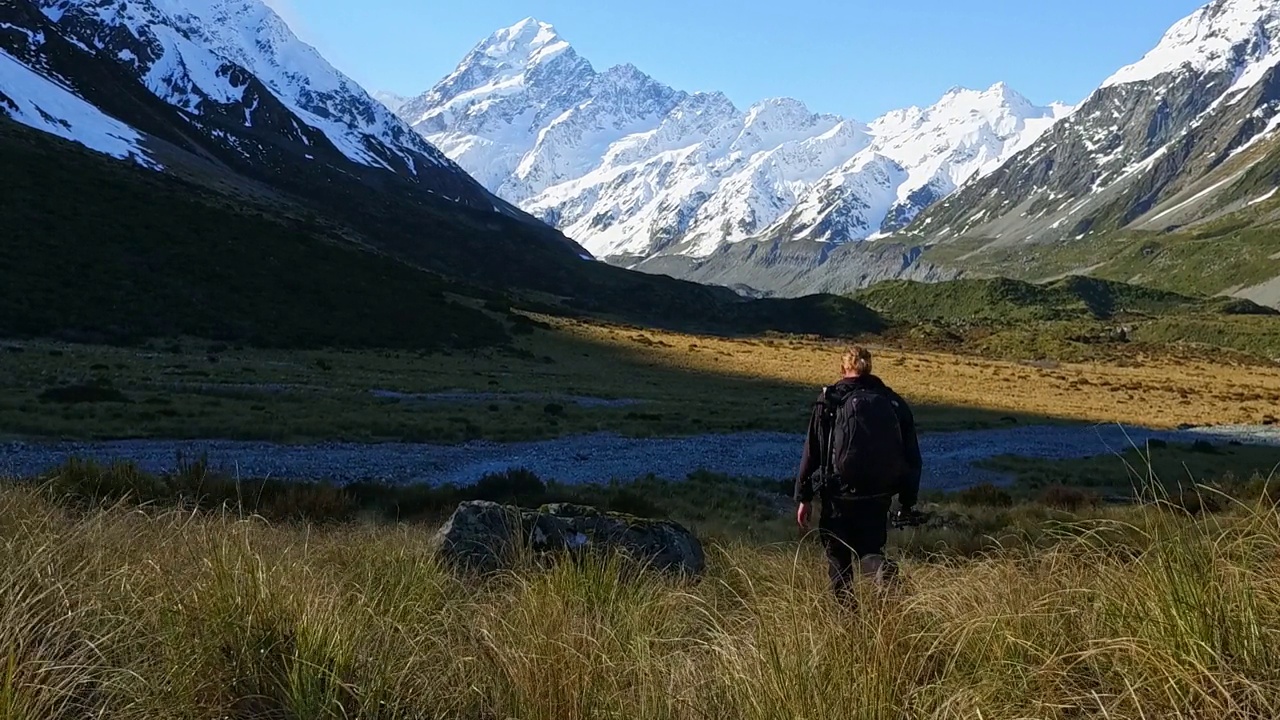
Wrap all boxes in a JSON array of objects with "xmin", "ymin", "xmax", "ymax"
[{"xmin": 431, "ymin": 500, "xmax": 706, "ymax": 577}]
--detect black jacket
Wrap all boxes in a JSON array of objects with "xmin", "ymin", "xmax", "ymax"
[{"xmin": 793, "ymin": 374, "xmax": 922, "ymax": 507}]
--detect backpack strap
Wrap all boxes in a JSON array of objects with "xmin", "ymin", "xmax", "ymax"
[{"xmin": 816, "ymin": 385, "xmax": 842, "ymax": 490}]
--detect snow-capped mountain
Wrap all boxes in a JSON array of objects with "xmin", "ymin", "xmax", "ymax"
[
  {"xmin": 372, "ymin": 90, "xmax": 410, "ymax": 114},
  {"xmin": 0, "ymin": 0, "xmax": 516, "ymax": 215},
  {"xmin": 910, "ymin": 0, "xmax": 1280, "ymax": 251},
  {"xmin": 1100, "ymin": 0, "xmax": 1280, "ymax": 92},
  {"xmin": 764, "ymin": 84, "xmax": 1072, "ymax": 246},
  {"xmin": 398, "ymin": 18, "xmax": 685, "ymax": 210},
  {"xmin": 621, "ymin": 0, "xmax": 1280, "ymax": 305},
  {"xmin": 395, "ymin": 18, "xmax": 1070, "ymax": 263},
  {"xmin": 1, "ymin": 13, "xmax": 158, "ymax": 169}
]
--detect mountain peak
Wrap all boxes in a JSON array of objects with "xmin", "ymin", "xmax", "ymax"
[
  {"xmin": 411, "ymin": 13, "xmax": 587, "ymax": 119},
  {"xmin": 479, "ymin": 17, "xmax": 568, "ymax": 62},
  {"xmin": 500, "ymin": 16, "xmax": 558, "ymax": 38},
  {"xmin": 372, "ymin": 90, "xmax": 411, "ymax": 114},
  {"xmin": 937, "ymin": 82, "xmax": 1029, "ymax": 106},
  {"xmin": 600, "ymin": 62, "xmax": 647, "ymax": 81},
  {"xmin": 508, "ymin": 16, "xmax": 549, "ymax": 32},
  {"xmin": 744, "ymin": 96, "xmax": 819, "ymax": 119},
  {"xmin": 1102, "ymin": 0, "xmax": 1280, "ymax": 88}
]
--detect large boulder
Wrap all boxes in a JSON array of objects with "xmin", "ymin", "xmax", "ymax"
[{"xmin": 431, "ymin": 501, "xmax": 706, "ymax": 577}]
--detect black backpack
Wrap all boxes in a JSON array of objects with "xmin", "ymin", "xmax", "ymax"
[{"xmin": 815, "ymin": 384, "xmax": 908, "ymax": 498}]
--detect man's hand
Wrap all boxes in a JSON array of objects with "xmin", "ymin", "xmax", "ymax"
[
  {"xmin": 892, "ymin": 506, "xmax": 926, "ymax": 528},
  {"xmin": 796, "ymin": 502, "xmax": 812, "ymax": 530}
]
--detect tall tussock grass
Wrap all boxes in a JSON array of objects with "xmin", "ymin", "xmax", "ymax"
[{"xmin": 4, "ymin": 474, "xmax": 1280, "ymax": 719}]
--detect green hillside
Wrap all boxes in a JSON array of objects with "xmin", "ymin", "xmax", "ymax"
[
  {"xmin": 851, "ymin": 276, "xmax": 1228, "ymax": 325},
  {"xmin": 1, "ymin": 118, "xmax": 886, "ymax": 349},
  {"xmin": 918, "ymin": 194, "xmax": 1280, "ymax": 307},
  {"xmin": 853, "ymin": 275, "xmax": 1280, "ymax": 362},
  {"xmin": 1, "ymin": 120, "xmax": 509, "ymax": 350}
]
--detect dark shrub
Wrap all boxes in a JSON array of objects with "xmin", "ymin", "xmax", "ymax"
[
  {"xmin": 472, "ymin": 468, "xmax": 548, "ymax": 506},
  {"xmin": 39, "ymin": 382, "xmax": 129, "ymax": 404},
  {"xmin": 253, "ymin": 482, "xmax": 357, "ymax": 523},
  {"xmin": 1038, "ymin": 484, "xmax": 1097, "ymax": 511},
  {"xmin": 1190, "ymin": 440, "xmax": 1219, "ymax": 455},
  {"xmin": 46, "ymin": 458, "xmax": 170, "ymax": 506},
  {"xmin": 955, "ymin": 483, "xmax": 1014, "ymax": 508},
  {"xmin": 543, "ymin": 403, "xmax": 565, "ymax": 417},
  {"xmin": 597, "ymin": 488, "xmax": 664, "ymax": 518},
  {"xmin": 1169, "ymin": 488, "xmax": 1224, "ymax": 515}
]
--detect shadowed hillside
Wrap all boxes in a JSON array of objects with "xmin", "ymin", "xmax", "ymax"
[{"xmin": 1, "ymin": 117, "xmax": 886, "ymax": 348}]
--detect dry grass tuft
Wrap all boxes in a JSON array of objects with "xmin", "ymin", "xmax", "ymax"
[{"xmin": 3, "ymin": 473, "xmax": 1280, "ymax": 718}]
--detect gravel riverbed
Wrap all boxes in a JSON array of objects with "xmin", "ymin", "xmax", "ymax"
[{"xmin": 4, "ymin": 423, "xmax": 1280, "ymax": 492}]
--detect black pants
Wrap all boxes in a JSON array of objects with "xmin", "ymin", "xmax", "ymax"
[{"xmin": 818, "ymin": 495, "xmax": 893, "ymax": 599}]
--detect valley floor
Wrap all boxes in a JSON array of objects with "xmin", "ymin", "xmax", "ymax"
[
  {"xmin": 4, "ymin": 422, "xmax": 1280, "ymax": 491},
  {"xmin": 4, "ymin": 315, "xmax": 1280, "ymax": 446},
  {"xmin": 6, "ymin": 314, "xmax": 1280, "ymax": 498}
]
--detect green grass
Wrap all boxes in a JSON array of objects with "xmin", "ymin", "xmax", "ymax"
[
  {"xmin": 853, "ymin": 275, "xmax": 1210, "ymax": 325},
  {"xmin": 977, "ymin": 441, "xmax": 1280, "ymax": 499},
  {"xmin": 1069, "ymin": 226, "xmax": 1280, "ymax": 297},
  {"xmin": 28, "ymin": 456, "xmax": 797, "ymax": 545},
  {"xmin": 855, "ymin": 275, "xmax": 1280, "ymax": 362},
  {"xmin": 0, "ymin": 333, "xmax": 1060, "ymax": 443},
  {"xmin": 0, "ymin": 337, "xmax": 771, "ymax": 443},
  {"xmin": 1133, "ymin": 313, "xmax": 1280, "ymax": 360},
  {"xmin": 37, "ymin": 438, "xmax": 1178, "ymax": 557}
]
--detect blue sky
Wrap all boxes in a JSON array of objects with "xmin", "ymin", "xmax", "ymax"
[{"xmin": 270, "ymin": 0, "xmax": 1206, "ymax": 120}]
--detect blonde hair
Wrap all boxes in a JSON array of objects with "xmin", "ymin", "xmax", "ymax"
[{"xmin": 842, "ymin": 346, "xmax": 872, "ymax": 376}]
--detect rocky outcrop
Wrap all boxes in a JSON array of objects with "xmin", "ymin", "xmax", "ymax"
[{"xmin": 431, "ymin": 501, "xmax": 706, "ymax": 577}]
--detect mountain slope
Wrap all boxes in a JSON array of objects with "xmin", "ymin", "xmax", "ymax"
[
  {"xmin": 399, "ymin": 19, "xmax": 1070, "ymax": 265},
  {"xmin": 1, "ymin": 0, "xmax": 523, "ymax": 216},
  {"xmin": 2, "ymin": 107, "xmax": 891, "ymax": 346},
  {"xmin": 2, "ymin": 0, "xmax": 896, "ymax": 347},
  {"xmin": 0, "ymin": 114, "xmax": 513, "ymax": 349},
  {"xmin": 901, "ymin": 0, "xmax": 1280, "ymax": 305},
  {"xmin": 0, "ymin": 44, "xmax": 157, "ymax": 168}
]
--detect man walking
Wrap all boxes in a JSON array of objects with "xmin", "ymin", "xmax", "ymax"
[{"xmin": 794, "ymin": 346, "xmax": 922, "ymax": 600}]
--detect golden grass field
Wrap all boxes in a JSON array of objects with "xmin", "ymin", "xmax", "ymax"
[
  {"xmin": 549, "ymin": 315, "xmax": 1280, "ymax": 430},
  {"xmin": 5, "ymin": 478, "xmax": 1280, "ymax": 720}
]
